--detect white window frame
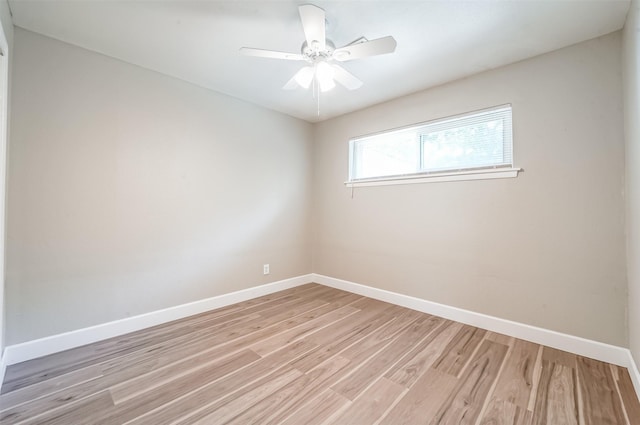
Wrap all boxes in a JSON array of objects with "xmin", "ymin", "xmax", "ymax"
[{"xmin": 346, "ymin": 105, "xmax": 521, "ymax": 187}]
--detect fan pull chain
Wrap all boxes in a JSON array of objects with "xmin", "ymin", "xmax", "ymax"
[{"xmin": 313, "ymin": 78, "xmax": 320, "ymax": 117}]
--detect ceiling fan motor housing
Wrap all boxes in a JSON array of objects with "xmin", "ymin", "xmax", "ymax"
[{"xmin": 301, "ymin": 40, "xmax": 335, "ymax": 63}]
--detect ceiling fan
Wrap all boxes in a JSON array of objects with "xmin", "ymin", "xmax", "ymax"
[{"xmin": 240, "ymin": 4, "xmax": 397, "ymax": 93}]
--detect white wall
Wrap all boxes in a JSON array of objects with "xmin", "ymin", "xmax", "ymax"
[
  {"xmin": 623, "ymin": 0, "xmax": 640, "ymax": 370},
  {"xmin": 0, "ymin": 0, "xmax": 12, "ymax": 360},
  {"xmin": 6, "ymin": 28, "xmax": 313, "ymax": 344},
  {"xmin": 313, "ymin": 32, "xmax": 627, "ymax": 346}
]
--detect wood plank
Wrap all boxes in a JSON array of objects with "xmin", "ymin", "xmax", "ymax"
[
  {"xmin": 0, "ymin": 365, "xmax": 103, "ymax": 411},
  {"xmin": 332, "ymin": 314, "xmax": 443, "ymax": 400},
  {"xmin": 98, "ymin": 314, "xmax": 262, "ymax": 377},
  {"xmin": 577, "ymin": 356, "xmax": 627, "ymax": 425},
  {"xmin": 301, "ymin": 299, "xmax": 397, "ymax": 347},
  {"xmin": 100, "ymin": 296, "xmax": 348, "ymax": 378},
  {"xmin": 614, "ymin": 365, "xmax": 640, "ymax": 424},
  {"xmin": 385, "ymin": 321, "xmax": 461, "ymax": 388},
  {"xmin": 542, "ymin": 346, "xmax": 577, "ymax": 368},
  {"xmin": 224, "ymin": 355, "xmax": 351, "ymax": 425},
  {"xmin": 109, "ymin": 348, "xmax": 260, "ymax": 403},
  {"xmin": 122, "ymin": 342, "xmax": 317, "ymax": 425},
  {"xmin": 279, "ymin": 388, "xmax": 349, "ymax": 425},
  {"xmin": 430, "ymin": 340, "xmax": 509, "ymax": 425},
  {"xmin": 0, "ymin": 349, "xmax": 260, "ymax": 424},
  {"xmin": 479, "ymin": 398, "xmax": 532, "ymax": 425},
  {"xmin": 109, "ymin": 305, "xmax": 354, "ymax": 403},
  {"xmin": 486, "ymin": 332, "xmax": 515, "ymax": 346},
  {"xmin": 0, "ymin": 375, "xmax": 109, "ymax": 424},
  {"xmin": 380, "ymin": 368, "xmax": 458, "ymax": 424},
  {"xmin": 19, "ymin": 390, "xmax": 115, "ymax": 425},
  {"xmin": 349, "ymin": 297, "xmax": 393, "ymax": 311},
  {"xmin": 531, "ymin": 360, "xmax": 579, "ymax": 425},
  {"xmin": 527, "ymin": 345, "xmax": 544, "ymax": 412},
  {"xmin": 491, "ymin": 338, "xmax": 539, "ymax": 409},
  {"xmin": 316, "ymin": 289, "xmax": 361, "ymax": 304},
  {"xmin": 134, "ymin": 304, "xmax": 402, "ymax": 424},
  {"xmin": 168, "ymin": 364, "xmax": 327, "ymax": 425},
  {"xmin": 187, "ymin": 368, "xmax": 304, "ymax": 425},
  {"xmin": 249, "ymin": 305, "xmax": 359, "ymax": 356},
  {"xmin": 326, "ymin": 377, "xmax": 405, "ymax": 425},
  {"xmin": 152, "ymin": 365, "xmax": 305, "ymax": 425},
  {"xmin": 431, "ymin": 324, "xmax": 487, "ymax": 377},
  {"xmin": 338, "ymin": 310, "xmax": 430, "ymax": 361},
  {"xmin": 289, "ymin": 304, "xmax": 402, "ymax": 372},
  {"xmin": 184, "ymin": 294, "xmax": 305, "ymax": 330}
]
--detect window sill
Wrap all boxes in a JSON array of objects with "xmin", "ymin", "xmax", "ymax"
[{"xmin": 344, "ymin": 167, "xmax": 522, "ymax": 188}]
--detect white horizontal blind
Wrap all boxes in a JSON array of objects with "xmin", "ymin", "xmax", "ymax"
[
  {"xmin": 419, "ymin": 106, "xmax": 512, "ymax": 173},
  {"xmin": 349, "ymin": 105, "xmax": 513, "ymax": 181},
  {"xmin": 350, "ymin": 127, "xmax": 420, "ymax": 180}
]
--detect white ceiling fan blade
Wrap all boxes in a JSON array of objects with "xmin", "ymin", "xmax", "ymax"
[
  {"xmin": 283, "ymin": 66, "xmax": 315, "ymax": 90},
  {"xmin": 283, "ymin": 75, "xmax": 299, "ymax": 90},
  {"xmin": 299, "ymin": 4, "xmax": 326, "ymax": 51},
  {"xmin": 239, "ymin": 47, "xmax": 303, "ymax": 61},
  {"xmin": 333, "ymin": 36, "xmax": 397, "ymax": 62},
  {"xmin": 332, "ymin": 64, "xmax": 363, "ymax": 90}
]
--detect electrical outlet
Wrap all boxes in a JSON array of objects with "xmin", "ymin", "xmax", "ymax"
[{"xmin": 263, "ymin": 264, "xmax": 270, "ymax": 275}]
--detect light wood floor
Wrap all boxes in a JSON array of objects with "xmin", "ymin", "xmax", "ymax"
[{"xmin": 1, "ymin": 284, "xmax": 639, "ymax": 424}]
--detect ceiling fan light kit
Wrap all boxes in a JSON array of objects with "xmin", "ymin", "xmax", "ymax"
[{"xmin": 240, "ymin": 4, "xmax": 397, "ymax": 97}]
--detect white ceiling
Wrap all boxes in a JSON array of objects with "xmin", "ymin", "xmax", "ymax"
[{"xmin": 8, "ymin": 0, "xmax": 631, "ymax": 123}]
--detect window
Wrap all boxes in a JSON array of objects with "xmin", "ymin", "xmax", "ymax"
[{"xmin": 347, "ymin": 105, "xmax": 520, "ymax": 186}]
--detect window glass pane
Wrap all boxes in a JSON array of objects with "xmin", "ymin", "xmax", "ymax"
[
  {"xmin": 352, "ymin": 129, "xmax": 418, "ymax": 179},
  {"xmin": 421, "ymin": 118, "xmax": 505, "ymax": 172}
]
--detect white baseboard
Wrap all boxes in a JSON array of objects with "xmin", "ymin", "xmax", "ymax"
[
  {"xmin": 3, "ymin": 274, "xmax": 313, "ymax": 366},
  {"xmin": 312, "ymin": 274, "xmax": 633, "ymax": 369},
  {"xmin": 0, "ymin": 350, "xmax": 6, "ymax": 389}
]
